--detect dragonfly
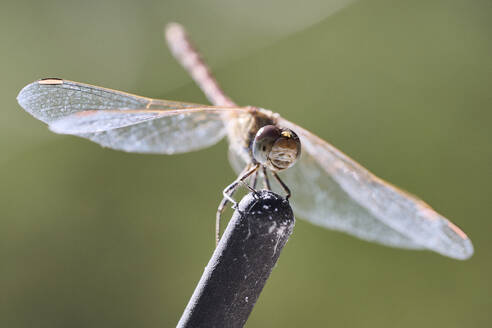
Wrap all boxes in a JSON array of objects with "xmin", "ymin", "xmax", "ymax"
[{"xmin": 17, "ymin": 23, "xmax": 473, "ymax": 260}]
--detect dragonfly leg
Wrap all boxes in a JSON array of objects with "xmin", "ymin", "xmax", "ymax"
[
  {"xmin": 240, "ymin": 174, "xmax": 261, "ymax": 197},
  {"xmin": 215, "ymin": 164, "xmax": 260, "ymax": 245},
  {"xmin": 216, "ymin": 197, "xmax": 232, "ymax": 245},
  {"xmin": 262, "ymin": 166, "xmax": 272, "ymax": 190},
  {"xmin": 250, "ymin": 170, "xmax": 258, "ymax": 190},
  {"xmin": 272, "ymin": 171, "xmax": 291, "ymax": 199}
]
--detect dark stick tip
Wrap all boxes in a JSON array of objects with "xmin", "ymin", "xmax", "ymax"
[{"xmin": 178, "ymin": 190, "xmax": 295, "ymax": 328}]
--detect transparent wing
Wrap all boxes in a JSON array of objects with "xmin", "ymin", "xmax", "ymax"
[
  {"xmin": 17, "ymin": 78, "xmax": 249, "ymax": 154},
  {"xmin": 17, "ymin": 79, "xmax": 207, "ymax": 123},
  {"xmin": 275, "ymin": 117, "xmax": 473, "ymax": 260},
  {"xmin": 51, "ymin": 108, "xmax": 249, "ymax": 154},
  {"xmin": 228, "ymin": 144, "xmax": 422, "ymax": 250}
]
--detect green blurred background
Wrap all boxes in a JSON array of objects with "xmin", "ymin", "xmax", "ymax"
[{"xmin": 1, "ymin": 0, "xmax": 491, "ymax": 327}]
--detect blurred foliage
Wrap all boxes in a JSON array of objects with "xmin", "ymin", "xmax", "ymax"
[{"xmin": 1, "ymin": 0, "xmax": 491, "ymax": 327}]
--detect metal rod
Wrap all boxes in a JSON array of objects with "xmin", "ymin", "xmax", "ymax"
[{"xmin": 178, "ymin": 190, "xmax": 295, "ymax": 328}]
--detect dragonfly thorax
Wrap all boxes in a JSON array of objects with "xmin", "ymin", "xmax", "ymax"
[{"xmin": 252, "ymin": 125, "xmax": 301, "ymax": 171}]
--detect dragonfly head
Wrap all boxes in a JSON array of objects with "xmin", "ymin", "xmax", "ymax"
[{"xmin": 252, "ymin": 125, "xmax": 301, "ymax": 171}]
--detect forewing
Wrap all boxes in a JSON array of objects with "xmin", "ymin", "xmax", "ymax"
[
  {"xmin": 17, "ymin": 79, "xmax": 206, "ymax": 123},
  {"xmin": 277, "ymin": 118, "xmax": 473, "ymax": 259}
]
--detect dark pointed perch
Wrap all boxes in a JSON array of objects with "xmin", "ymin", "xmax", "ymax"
[{"xmin": 177, "ymin": 190, "xmax": 295, "ymax": 328}]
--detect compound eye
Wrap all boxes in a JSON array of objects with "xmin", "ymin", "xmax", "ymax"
[
  {"xmin": 252, "ymin": 125, "xmax": 282, "ymax": 165},
  {"xmin": 269, "ymin": 129, "xmax": 301, "ymax": 170}
]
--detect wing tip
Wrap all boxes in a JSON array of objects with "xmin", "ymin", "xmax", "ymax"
[
  {"xmin": 460, "ymin": 239, "xmax": 474, "ymax": 260},
  {"xmin": 445, "ymin": 220, "xmax": 474, "ymax": 260},
  {"xmin": 17, "ymin": 78, "xmax": 64, "ymax": 108},
  {"xmin": 17, "ymin": 81, "xmax": 37, "ymax": 112},
  {"xmin": 455, "ymin": 236, "xmax": 474, "ymax": 261},
  {"xmin": 446, "ymin": 239, "xmax": 474, "ymax": 261},
  {"xmin": 436, "ymin": 221, "xmax": 474, "ymax": 260}
]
